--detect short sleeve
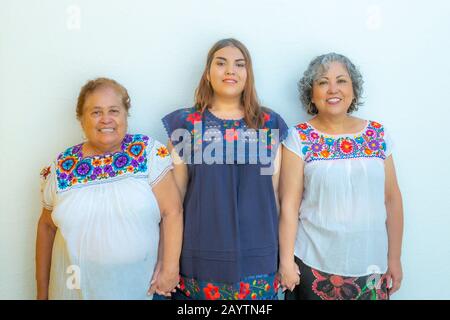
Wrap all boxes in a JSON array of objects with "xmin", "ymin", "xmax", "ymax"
[
  {"xmin": 273, "ymin": 112, "xmax": 289, "ymax": 143},
  {"xmin": 161, "ymin": 108, "xmax": 190, "ymax": 145},
  {"xmin": 40, "ymin": 162, "xmax": 57, "ymax": 210},
  {"xmin": 148, "ymin": 139, "xmax": 173, "ymax": 188},
  {"xmin": 282, "ymin": 127, "xmax": 305, "ymax": 160},
  {"xmin": 383, "ymin": 126, "xmax": 395, "ymax": 158}
]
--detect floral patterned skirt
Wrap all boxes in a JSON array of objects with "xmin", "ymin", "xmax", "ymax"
[
  {"xmin": 284, "ymin": 257, "xmax": 389, "ymax": 300},
  {"xmin": 171, "ymin": 273, "xmax": 280, "ymax": 300}
]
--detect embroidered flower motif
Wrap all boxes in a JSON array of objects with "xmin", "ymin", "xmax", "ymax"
[
  {"xmin": 113, "ymin": 154, "xmax": 129, "ymax": 169},
  {"xmin": 55, "ymin": 135, "xmax": 149, "ymax": 191},
  {"xmin": 320, "ymin": 150, "xmax": 330, "ymax": 158},
  {"xmin": 187, "ymin": 111, "xmax": 202, "ymax": 124},
  {"xmin": 298, "ymin": 123, "xmax": 308, "ymax": 130},
  {"xmin": 311, "ymin": 143, "xmax": 323, "ymax": 153},
  {"xmin": 310, "ymin": 132, "xmax": 319, "ymax": 140},
  {"xmin": 103, "ymin": 157, "xmax": 113, "ymax": 165},
  {"xmin": 40, "ymin": 166, "xmax": 51, "ymax": 180},
  {"xmin": 355, "ymin": 136, "xmax": 364, "ymax": 144},
  {"xmin": 156, "ymin": 146, "xmax": 169, "ymax": 158},
  {"xmin": 224, "ymin": 128, "xmax": 239, "ymax": 142},
  {"xmin": 312, "ymin": 269, "xmax": 361, "ymax": 300},
  {"xmin": 364, "ymin": 148, "xmax": 373, "ymax": 155},
  {"xmin": 371, "ymin": 121, "xmax": 382, "ymax": 129},
  {"xmin": 325, "ymin": 138, "xmax": 334, "ymax": 145},
  {"xmin": 263, "ymin": 112, "xmax": 271, "ymax": 123},
  {"xmin": 339, "ymin": 140, "xmax": 354, "ymax": 154},
  {"xmin": 300, "ymin": 133, "xmax": 307, "ymax": 141},
  {"xmin": 127, "ymin": 142, "xmax": 145, "ymax": 159},
  {"xmin": 237, "ymin": 282, "xmax": 251, "ymax": 299},
  {"xmin": 365, "ymin": 129, "xmax": 375, "ymax": 137},
  {"xmin": 75, "ymin": 162, "xmax": 92, "ymax": 177},
  {"xmin": 203, "ymin": 283, "xmax": 221, "ymax": 300},
  {"xmin": 59, "ymin": 157, "xmax": 76, "ymax": 173},
  {"xmin": 251, "ymin": 293, "xmax": 257, "ymax": 300},
  {"xmin": 368, "ymin": 140, "xmax": 380, "ymax": 151},
  {"xmin": 92, "ymin": 158, "xmax": 102, "ymax": 167}
]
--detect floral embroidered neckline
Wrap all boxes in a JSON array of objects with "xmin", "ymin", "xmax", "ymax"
[
  {"xmin": 295, "ymin": 120, "xmax": 387, "ymax": 162},
  {"xmin": 55, "ymin": 134, "xmax": 149, "ymax": 191}
]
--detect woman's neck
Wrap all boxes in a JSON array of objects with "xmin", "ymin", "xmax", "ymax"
[
  {"xmin": 210, "ymin": 96, "xmax": 243, "ymax": 113},
  {"xmin": 311, "ymin": 114, "xmax": 354, "ymax": 133}
]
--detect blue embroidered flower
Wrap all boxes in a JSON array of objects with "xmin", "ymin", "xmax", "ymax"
[
  {"xmin": 113, "ymin": 154, "xmax": 130, "ymax": 169},
  {"xmin": 355, "ymin": 136, "xmax": 364, "ymax": 144}
]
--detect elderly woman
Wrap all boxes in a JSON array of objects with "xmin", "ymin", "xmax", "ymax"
[
  {"xmin": 278, "ymin": 53, "xmax": 404, "ymax": 300},
  {"xmin": 36, "ymin": 78, "xmax": 183, "ymax": 299}
]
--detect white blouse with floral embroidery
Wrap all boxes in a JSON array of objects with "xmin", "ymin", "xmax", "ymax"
[
  {"xmin": 40, "ymin": 134, "xmax": 172, "ymax": 299},
  {"xmin": 282, "ymin": 120, "xmax": 394, "ymax": 277}
]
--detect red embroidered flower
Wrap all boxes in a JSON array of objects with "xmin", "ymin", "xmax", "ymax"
[
  {"xmin": 320, "ymin": 150, "xmax": 330, "ymax": 158},
  {"xmin": 263, "ymin": 112, "xmax": 271, "ymax": 123},
  {"xmin": 187, "ymin": 112, "xmax": 202, "ymax": 124},
  {"xmin": 237, "ymin": 282, "xmax": 251, "ymax": 299},
  {"xmin": 298, "ymin": 123, "xmax": 308, "ymax": 130},
  {"xmin": 312, "ymin": 269, "xmax": 361, "ymax": 300},
  {"xmin": 40, "ymin": 166, "xmax": 51, "ymax": 180},
  {"xmin": 371, "ymin": 121, "xmax": 382, "ymax": 129},
  {"xmin": 339, "ymin": 140, "xmax": 353, "ymax": 154},
  {"xmin": 224, "ymin": 129, "xmax": 239, "ymax": 142},
  {"xmin": 179, "ymin": 277, "xmax": 185, "ymax": 291},
  {"xmin": 264, "ymin": 284, "xmax": 271, "ymax": 291},
  {"xmin": 203, "ymin": 283, "xmax": 221, "ymax": 300},
  {"xmin": 251, "ymin": 293, "xmax": 257, "ymax": 300},
  {"xmin": 273, "ymin": 277, "xmax": 280, "ymax": 292}
]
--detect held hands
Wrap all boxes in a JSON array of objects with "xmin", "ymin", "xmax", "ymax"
[
  {"xmin": 278, "ymin": 261, "xmax": 301, "ymax": 292},
  {"xmin": 386, "ymin": 258, "xmax": 403, "ymax": 295},
  {"xmin": 148, "ymin": 261, "xmax": 180, "ymax": 298}
]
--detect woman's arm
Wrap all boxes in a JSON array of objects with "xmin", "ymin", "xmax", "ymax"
[
  {"xmin": 167, "ymin": 141, "xmax": 188, "ymax": 200},
  {"xmin": 278, "ymin": 146, "xmax": 304, "ymax": 292},
  {"xmin": 385, "ymin": 155, "xmax": 404, "ymax": 295},
  {"xmin": 149, "ymin": 171, "xmax": 183, "ymax": 297},
  {"xmin": 35, "ymin": 208, "xmax": 57, "ymax": 300}
]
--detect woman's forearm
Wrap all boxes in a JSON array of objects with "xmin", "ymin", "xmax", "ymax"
[
  {"xmin": 279, "ymin": 205, "xmax": 299, "ymax": 265},
  {"xmin": 161, "ymin": 209, "xmax": 183, "ymax": 271},
  {"xmin": 36, "ymin": 218, "xmax": 56, "ymax": 299},
  {"xmin": 386, "ymin": 194, "xmax": 404, "ymax": 261}
]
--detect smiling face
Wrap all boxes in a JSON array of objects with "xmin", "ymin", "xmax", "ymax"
[
  {"xmin": 207, "ymin": 46, "xmax": 247, "ymax": 101},
  {"xmin": 311, "ymin": 61, "xmax": 355, "ymax": 116},
  {"xmin": 80, "ymin": 85, "xmax": 128, "ymax": 153}
]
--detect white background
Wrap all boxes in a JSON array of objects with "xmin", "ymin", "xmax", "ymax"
[{"xmin": 1, "ymin": 0, "xmax": 449, "ymax": 299}]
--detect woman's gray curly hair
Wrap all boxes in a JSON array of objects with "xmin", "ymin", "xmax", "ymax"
[{"xmin": 298, "ymin": 52, "xmax": 364, "ymax": 115}]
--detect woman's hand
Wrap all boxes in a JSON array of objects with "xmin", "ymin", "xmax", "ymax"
[
  {"xmin": 148, "ymin": 265, "xmax": 179, "ymax": 297},
  {"xmin": 278, "ymin": 261, "xmax": 300, "ymax": 292},
  {"xmin": 386, "ymin": 258, "xmax": 403, "ymax": 295}
]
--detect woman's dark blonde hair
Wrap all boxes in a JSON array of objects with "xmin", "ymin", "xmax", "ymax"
[
  {"xmin": 76, "ymin": 77, "xmax": 131, "ymax": 119},
  {"xmin": 194, "ymin": 38, "xmax": 265, "ymax": 129}
]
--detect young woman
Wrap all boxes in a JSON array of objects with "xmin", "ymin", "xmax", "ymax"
[{"xmin": 161, "ymin": 38, "xmax": 288, "ymax": 300}]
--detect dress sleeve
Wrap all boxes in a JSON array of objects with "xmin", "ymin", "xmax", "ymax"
[
  {"xmin": 274, "ymin": 111, "xmax": 289, "ymax": 143},
  {"xmin": 40, "ymin": 162, "xmax": 57, "ymax": 210},
  {"xmin": 148, "ymin": 139, "xmax": 174, "ymax": 188},
  {"xmin": 383, "ymin": 125, "xmax": 395, "ymax": 158},
  {"xmin": 282, "ymin": 127, "xmax": 306, "ymax": 160}
]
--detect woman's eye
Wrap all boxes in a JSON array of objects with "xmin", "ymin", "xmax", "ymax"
[
  {"xmin": 216, "ymin": 62, "xmax": 225, "ymax": 66},
  {"xmin": 92, "ymin": 111, "xmax": 101, "ymax": 116},
  {"xmin": 318, "ymin": 81, "xmax": 327, "ymax": 86},
  {"xmin": 236, "ymin": 63, "xmax": 245, "ymax": 68},
  {"xmin": 110, "ymin": 109, "xmax": 119, "ymax": 114},
  {"xmin": 338, "ymin": 79, "xmax": 347, "ymax": 83}
]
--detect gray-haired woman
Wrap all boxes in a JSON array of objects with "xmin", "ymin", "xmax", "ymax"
[{"xmin": 278, "ymin": 53, "xmax": 404, "ymax": 300}]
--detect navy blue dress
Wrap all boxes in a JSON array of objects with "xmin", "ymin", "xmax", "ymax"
[{"xmin": 162, "ymin": 107, "xmax": 288, "ymax": 300}]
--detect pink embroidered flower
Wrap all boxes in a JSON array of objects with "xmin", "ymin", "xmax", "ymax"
[
  {"xmin": 310, "ymin": 132, "xmax": 320, "ymax": 140},
  {"xmin": 365, "ymin": 129, "xmax": 375, "ymax": 137}
]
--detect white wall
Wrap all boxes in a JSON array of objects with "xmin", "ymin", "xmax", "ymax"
[{"xmin": 1, "ymin": 0, "xmax": 449, "ymax": 299}]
